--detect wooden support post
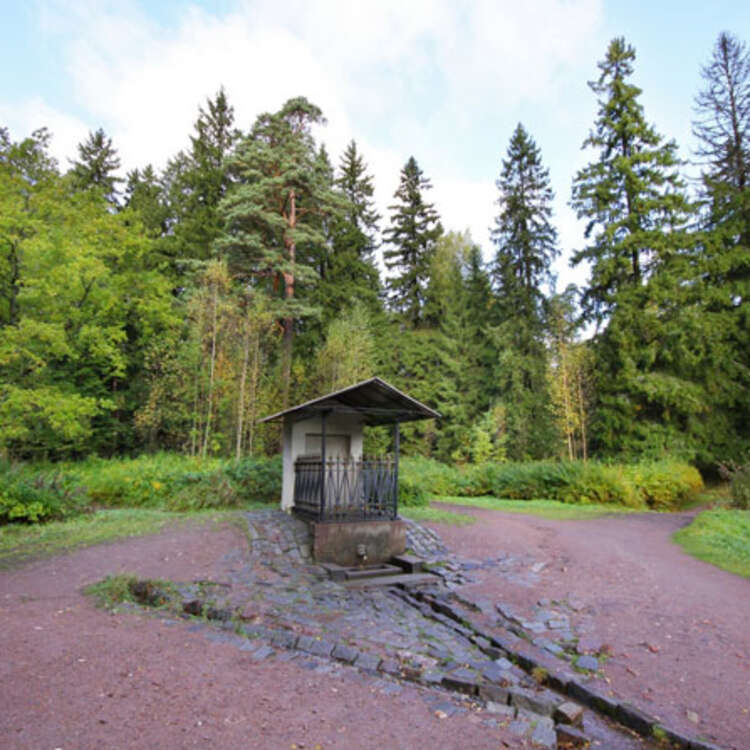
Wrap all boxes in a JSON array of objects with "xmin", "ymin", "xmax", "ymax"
[
  {"xmin": 393, "ymin": 421, "xmax": 400, "ymax": 520},
  {"xmin": 320, "ymin": 410, "xmax": 327, "ymax": 519}
]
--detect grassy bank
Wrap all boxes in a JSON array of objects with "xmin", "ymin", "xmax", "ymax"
[
  {"xmin": 0, "ymin": 508, "xmax": 242, "ymax": 569},
  {"xmin": 432, "ymin": 495, "xmax": 642, "ymax": 520},
  {"xmin": 673, "ymin": 509, "xmax": 750, "ymax": 578},
  {"xmin": 399, "ymin": 505, "xmax": 476, "ymax": 525}
]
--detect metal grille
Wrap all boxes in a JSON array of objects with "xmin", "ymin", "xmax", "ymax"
[{"xmin": 293, "ymin": 457, "xmax": 397, "ymax": 522}]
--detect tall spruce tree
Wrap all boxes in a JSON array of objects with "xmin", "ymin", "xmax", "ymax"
[
  {"xmin": 383, "ymin": 157, "xmax": 443, "ymax": 326},
  {"xmin": 693, "ymin": 32, "xmax": 750, "ymax": 457},
  {"xmin": 490, "ymin": 123, "xmax": 559, "ymax": 459},
  {"xmin": 124, "ymin": 165, "xmax": 169, "ymax": 239},
  {"xmin": 694, "ymin": 32, "xmax": 750, "ymax": 210},
  {"xmin": 460, "ymin": 244, "xmax": 497, "ymax": 420},
  {"xmin": 69, "ymin": 128, "xmax": 122, "ymax": 205},
  {"xmin": 217, "ymin": 97, "xmax": 341, "ymax": 402},
  {"xmin": 168, "ymin": 88, "xmax": 241, "ymax": 263},
  {"xmin": 304, "ymin": 140, "xmax": 383, "ymax": 353},
  {"xmin": 571, "ymin": 38, "xmax": 712, "ymax": 459}
]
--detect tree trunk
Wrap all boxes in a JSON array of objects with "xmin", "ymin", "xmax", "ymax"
[
  {"xmin": 576, "ymin": 364, "xmax": 588, "ymax": 462},
  {"xmin": 236, "ymin": 318, "xmax": 250, "ymax": 461},
  {"xmin": 281, "ymin": 189, "xmax": 296, "ymax": 406},
  {"xmin": 202, "ymin": 279, "xmax": 219, "ymax": 458},
  {"xmin": 247, "ymin": 326, "xmax": 262, "ymax": 456},
  {"xmin": 560, "ymin": 349, "xmax": 574, "ymax": 461}
]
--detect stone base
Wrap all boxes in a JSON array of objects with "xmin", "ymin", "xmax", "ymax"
[{"xmin": 309, "ymin": 519, "xmax": 406, "ymax": 566}]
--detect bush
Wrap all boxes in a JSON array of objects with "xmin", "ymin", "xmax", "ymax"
[
  {"xmin": 624, "ymin": 461, "xmax": 704, "ymax": 510},
  {"xmin": 400, "ymin": 456, "xmax": 469, "ymax": 496},
  {"xmin": 0, "ymin": 463, "xmax": 85, "ymax": 524},
  {"xmin": 455, "ymin": 459, "xmax": 701, "ymax": 510},
  {"xmin": 720, "ymin": 458, "xmax": 750, "ymax": 510},
  {"xmin": 3, "ymin": 452, "xmax": 283, "ymax": 523},
  {"xmin": 168, "ymin": 456, "xmax": 281, "ymax": 510},
  {"xmin": 398, "ymin": 474, "xmax": 429, "ymax": 507}
]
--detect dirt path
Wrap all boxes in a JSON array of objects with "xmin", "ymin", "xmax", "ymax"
[
  {"xmin": 430, "ymin": 506, "xmax": 750, "ymax": 750},
  {"xmin": 0, "ymin": 522, "xmax": 514, "ymax": 750}
]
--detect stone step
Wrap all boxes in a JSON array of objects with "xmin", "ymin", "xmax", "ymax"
[
  {"xmin": 342, "ymin": 572, "xmax": 439, "ymax": 589},
  {"xmin": 390, "ymin": 553, "xmax": 425, "ymax": 573},
  {"xmin": 343, "ymin": 564, "xmax": 404, "ymax": 580}
]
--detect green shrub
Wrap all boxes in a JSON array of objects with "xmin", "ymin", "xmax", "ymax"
[
  {"xmin": 3, "ymin": 453, "xmax": 282, "ymax": 523},
  {"xmin": 454, "ymin": 459, "xmax": 702, "ymax": 509},
  {"xmin": 0, "ymin": 463, "xmax": 85, "ymax": 524},
  {"xmin": 719, "ymin": 458, "xmax": 750, "ymax": 510},
  {"xmin": 62, "ymin": 453, "xmax": 282, "ymax": 511},
  {"xmin": 398, "ymin": 475, "xmax": 429, "ymax": 507},
  {"xmin": 400, "ymin": 456, "xmax": 469, "ymax": 496},
  {"xmin": 222, "ymin": 456, "xmax": 282, "ymax": 504},
  {"xmin": 625, "ymin": 461, "xmax": 704, "ymax": 509}
]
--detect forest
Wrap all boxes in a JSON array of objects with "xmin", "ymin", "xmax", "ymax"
[{"xmin": 1, "ymin": 33, "xmax": 748, "ymax": 474}]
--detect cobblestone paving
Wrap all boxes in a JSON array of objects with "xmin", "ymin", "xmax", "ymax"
[
  {"xmin": 221, "ymin": 511, "xmax": 485, "ymax": 670},
  {"xmin": 136, "ymin": 510, "xmax": 654, "ymax": 749}
]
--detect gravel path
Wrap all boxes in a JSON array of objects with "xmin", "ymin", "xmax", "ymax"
[
  {"xmin": 2, "ymin": 506, "xmax": 745, "ymax": 749},
  {"xmin": 0, "ymin": 520, "xmax": 512, "ymax": 750},
  {"xmin": 430, "ymin": 505, "xmax": 750, "ymax": 750}
]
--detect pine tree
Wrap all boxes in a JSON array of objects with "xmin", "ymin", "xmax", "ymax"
[
  {"xmin": 571, "ymin": 38, "xmax": 712, "ymax": 459},
  {"xmin": 69, "ymin": 128, "xmax": 122, "ymax": 205},
  {"xmin": 490, "ymin": 124, "xmax": 559, "ymax": 459},
  {"xmin": 218, "ymin": 97, "xmax": 341, "ymax": 403},
  {"xmin": 383, "ymin": 157, "xmax": 443, "ymax": 326}
]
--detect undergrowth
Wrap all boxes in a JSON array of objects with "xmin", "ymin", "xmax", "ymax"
[
  {"xmin": 0, "ymin": 453, "xmax": 281, "ymax": 525},
  {"xmin": 401, "ymin": 456, "xmax": 703, "ymax": 510}
]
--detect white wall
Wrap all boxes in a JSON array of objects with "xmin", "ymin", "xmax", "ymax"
[{"xmin": 280, "ymin": 413, "xmax": 364, "ymax": 511}]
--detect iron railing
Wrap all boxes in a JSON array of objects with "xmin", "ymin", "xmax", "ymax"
[{"xmin": 293, "ymin": 456, "xmax": 398, "ymax": 522}]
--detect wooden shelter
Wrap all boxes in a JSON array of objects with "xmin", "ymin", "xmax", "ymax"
[{"xmin": 260, "ymin": 377, "xmax": 439, "ymax": 564}]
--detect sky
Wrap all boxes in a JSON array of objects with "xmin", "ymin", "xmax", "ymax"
[{"xmin": 2, "ymin": 0, "xmax": 749, "ymax": 290}]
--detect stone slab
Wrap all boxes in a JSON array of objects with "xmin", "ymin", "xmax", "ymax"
[
  {"xmin": 442, "ymin": 667, "xmax": 480, "ymax": 696},
  {"xmin": 555, "ymin": 724, "xmax": 590, "ymax": 748},
  {"xmin": 615, "ymin": 702, "xmax": 658, "ymax": 736},
  {"xmin": 311, "ymin": 519, "xmax": 407, "ymax": 566},
  {"xmin": 391, "ymin": 554, "xmax": 425, "ymax": 573}
]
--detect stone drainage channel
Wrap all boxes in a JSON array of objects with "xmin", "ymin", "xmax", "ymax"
[{"xmin": 99, "ymin": 510, "xmax": 724, "ymax": 750}]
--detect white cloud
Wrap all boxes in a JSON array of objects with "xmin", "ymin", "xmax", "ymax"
[
  {"xmin": 5, "ymin": 0, "xmax": 605, "ymax": 287},
  {"xmin": 0, "ymin": 96, "xmax": 89, "ymax": 169}
]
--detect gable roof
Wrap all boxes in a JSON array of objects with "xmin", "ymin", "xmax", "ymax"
[{"xmin": 259, "ymin": 376, "xmax": 440, "ymax": 426}]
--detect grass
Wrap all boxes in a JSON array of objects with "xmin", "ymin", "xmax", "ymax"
[
  {"xmin": 673, "ymin": 508, "xmax": 750, "ymax": 578},
  {"xmin": 83, "ymin": 573, "xmax": 140, "ymax": 609},
  {"xmin": 432, "ymin": 495, "xmax": 644, "ymax": 520},
  {"xmin": 0, "ymin": 508, "xmax": 242, "ymax": 569},
  {"xmin": 399, "ymin": 505, "xmax": 476, "ymax": 525},
  {"xmin": 84, "ymin": 574, "xmax": 178, "ymax": 610}
]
